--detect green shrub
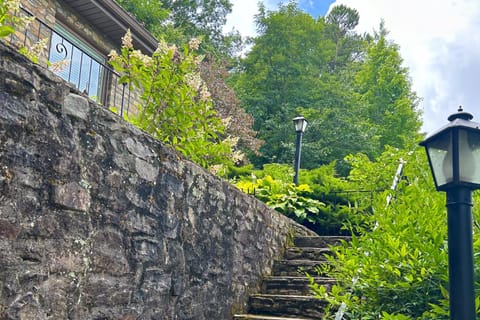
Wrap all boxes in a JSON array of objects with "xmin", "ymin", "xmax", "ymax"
[
  {"xmin": 233, "ymin": 162, "xmax": 373, "ymax": 235},
  {"xmin": 0, "ymin": 0, "xmax": 17, "ymax": 38},
  {"xmin": 311, "ymin": 147, "xmax": 476, "ymax": 319},
  {"xmin": 235, "ymin": 172, "xmax": 325, "ymax": 224},
  {"xmin": 109, "ymin": 32, "xmax": 236, "ymax": 171}
]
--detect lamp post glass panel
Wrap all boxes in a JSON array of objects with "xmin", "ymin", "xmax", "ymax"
[
  {"xmin": 420, "ymin": 107, "xmax": 480, "ymax": 320},
  {"xmin": 293, "ymin": 116, "xmax": 307, "ymax": 185}
]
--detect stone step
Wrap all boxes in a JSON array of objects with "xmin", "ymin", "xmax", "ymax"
[
  {"xmin": 236, "ymin": 236, "xmax": 348, "ymax": 319},
  {"xmin": 293, "ymin": 236, "xmax": 351, "ymax": 248},
  {"xmin": 233, "ymin": 314, "xmax": 314, "ymax": 320},
  {"xmin": 248, "ymin": 294, "xmax": 327, "ymax": 319},
  {"xmin": 272, "ymin": 260, "xmax": 329, "ymax": 277},
  {"xmin": 284, "ymin": 247, "xmax": 332, "ymax": 261},
  {"xmin": 263, "ymin": 276, "xmax": 335, "ymax": 295}
]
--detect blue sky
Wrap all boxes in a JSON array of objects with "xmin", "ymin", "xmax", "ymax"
[
  {"xmin": 297, "ymin": 0, "xmax": 335, "ymax": 17},
  {"xmin": 266, "ymin": 0, "xmax": 335, "ymax": 17},
  {"xmin": 224, "ymin": 0, "xmax": 336, "ymax": 38}
]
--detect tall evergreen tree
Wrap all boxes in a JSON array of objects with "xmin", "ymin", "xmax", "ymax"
[
  {"xmin": 325, "ymin": 4, "xmax": 362, "ymax": 71},
  {"xmin": 231, "ymin": 4, "xmax": 422, "ymax": 169},
  {"xmin": 354, "ymin": 23, "xmax": 422, "ymax": 153},
  {"xmin": 230, "ymin": 3, "xmax": 334, "ymax": 165}
]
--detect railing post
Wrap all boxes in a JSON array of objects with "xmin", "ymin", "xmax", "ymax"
[{"xmin": 120, "ymin": 83, "xmax": 127, "ymax": 117}]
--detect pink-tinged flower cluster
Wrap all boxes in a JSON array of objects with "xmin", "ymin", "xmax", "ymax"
[
  {"xmin": 49, "ymin": 58, "xmax": 70, "ymax": 73},
  {"xmin": 188, "ymin": 38, "xmax": 201, "ymax": 51},
  {"xmin": 199, "ymin": 86, "xmax": 211, "ymax": 102}
]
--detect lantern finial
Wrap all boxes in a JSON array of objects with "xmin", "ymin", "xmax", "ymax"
[{"xmin": 448, "ymin": 106, "xmax": 473, "ymax": 122}]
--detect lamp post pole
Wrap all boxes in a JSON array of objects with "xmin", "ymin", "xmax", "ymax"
[
  {"xmin": 446, "ymin": 187, "xmax": 475, "ymax": 320},
  {"xmin": 420, "ymin": 107, "xmax": 480, "ymax": 320},
  {"xmin": 293, "ymin": 129, "xmax": 303, "ymax": 185},
  {"xmin": 292, "ymin": 116, "xmax": 307, "ymax": 185}
]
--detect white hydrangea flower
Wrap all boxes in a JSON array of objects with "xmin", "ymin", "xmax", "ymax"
[{"xmin": 121, "ymin": 29, "xmax": 133, "ymax": 49}]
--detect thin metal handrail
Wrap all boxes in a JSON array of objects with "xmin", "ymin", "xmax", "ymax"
[
  {"xmin": 386, "ymin": 159, "xmax": 405, "ymax": 206},
  {"xmin": 334, "ymin": 159, "xmax": 407, "ymax": 320}
]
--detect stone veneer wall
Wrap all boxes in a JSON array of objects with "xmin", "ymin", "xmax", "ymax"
[{"xmin": 0, "ymin": 43, "xmax": 315, "ymax": 319}]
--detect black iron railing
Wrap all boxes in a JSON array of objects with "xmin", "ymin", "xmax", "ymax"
[{"xmin": 9, "ymin": 7, "xmax": 133, "ymax": 116}]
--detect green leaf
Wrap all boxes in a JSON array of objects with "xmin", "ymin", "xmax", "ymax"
[{"xmin": 0, "ymin": 25, "xmax": 14, "ymax": 38}]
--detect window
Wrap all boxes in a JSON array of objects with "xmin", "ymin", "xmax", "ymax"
[{"xmin": 49, "ymin": 24, "xmax": 105, "ymax": 102}]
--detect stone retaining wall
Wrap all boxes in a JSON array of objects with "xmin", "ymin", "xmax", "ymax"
[{"xmin": 0, "ymin": 43, "xmax": 315, "ymax": 319}]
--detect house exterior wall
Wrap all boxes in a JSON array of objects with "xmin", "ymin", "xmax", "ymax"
[
  {"xmin": 13, "ymin": 0, "xmax": 116, "ymax": 63},
  {"xmin": 19, "ymin": 0, "xmax": 56, "ymax": 28},
  {"xmin": 9, "ymin": 0, "xmax": 55, "ymax": 66},
  {"xmin": 54, "ymin": 0, "xmax": 142, "ymax": 115},
  {"xmin": 19, "ymin": 0, "xmax": 56, "ymax": 26},
  {"xmin": 7, "ymin": 0, "xmax": 142, "ymax": 116},
  {"xmin": 54, "ymin": 0, "xmax": 117, "ymax": 56}
]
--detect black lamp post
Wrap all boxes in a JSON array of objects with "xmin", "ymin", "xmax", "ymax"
[
  {"xmin": 293, "ymin": 116, "xmax": 308, "ymax": 185},
  {"xmin": 420, "ymin": 107, "xmax": 480, "ymax": 320}
]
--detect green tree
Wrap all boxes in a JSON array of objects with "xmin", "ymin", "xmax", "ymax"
[
  {"xmin": 325, "ymin": 4, "xmax": 359, "ymax": 36},
  {"xmin": 242, "ymin": 3, "xmax": 331, "ymax": 126},
  {"xmin": 325, "ymin": 4, "xmax": 363, "ymax": 72},
  {"xmin": 230, "ymin": 2, "xmax": 334, "ymax": 166},
  {"xmin": 354, "ymin": 23, "xmax": 422, "ymax": 153},
  {"xmin": 115, "ymin": 0, "xmax": 169, "ymax": 37},
  {"xmin": 298, "ymin": 100, "xmax": 379, "ymax": 172},
  {"xmin": 116, "ymin": 0, "xmax": 237, "ymax": 54},
  {"xmin": 161, "ymin": 0, "xmax": 232, "ymax": 48},
  {"xmin": 231, "ymin": 5, "xmax": 421, "ymax": 170}
]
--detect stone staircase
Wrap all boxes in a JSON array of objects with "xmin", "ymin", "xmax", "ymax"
[{"xmin": 233, "ymin": 236, "xmax": 350, "ymax": 320}]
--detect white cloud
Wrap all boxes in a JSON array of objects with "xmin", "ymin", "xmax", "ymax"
[
  {"xmin": 223, "ymin": 0, "xmax": 284, "ymax": 37},
  {"xmin": 332, "ymin": 0, "xmax": 480, "ymax": 134},
  {"xmin": 223, "ymin": 0, "xmax": 260, "ymax": 37},
  {"xmin": 264, "ymin": 0, "xmax": 281, "ymax": 10}
]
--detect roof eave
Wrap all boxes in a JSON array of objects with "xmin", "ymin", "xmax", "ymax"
[{"xmin": 92, "ymin": 0, "xmax": 157, "ymax": 54}]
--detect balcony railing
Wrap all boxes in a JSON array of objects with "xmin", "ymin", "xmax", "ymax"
[{"xmin": 8, "ymin": 7, "xmax": 134, "ymax": 116}]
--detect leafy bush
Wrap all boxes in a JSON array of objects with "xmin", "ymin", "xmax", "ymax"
[
  {"xmin": 109, "ymin": 32, "xmax": 236, "ymax": 171},
  {"xmin": 311, "ymin": 147, "xmax": 480, "ymax": 319},
  {"xmin": 267, "ymin": 184, "xmax": 324, "ymax": 224},
  {"xmin": 233, "ymin": 163, "xmax": 373, "ymax": 234},
  {"xmin": 0, "ymin": 0, "xmax": 17, "ymax": 38},
  {"xmin": 300, "ymin": 162, "xmax": 375, "ymax": 235},
  {"xmin": 235, "ymin": 172, "xmax": 325, "ymax": 225}
]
